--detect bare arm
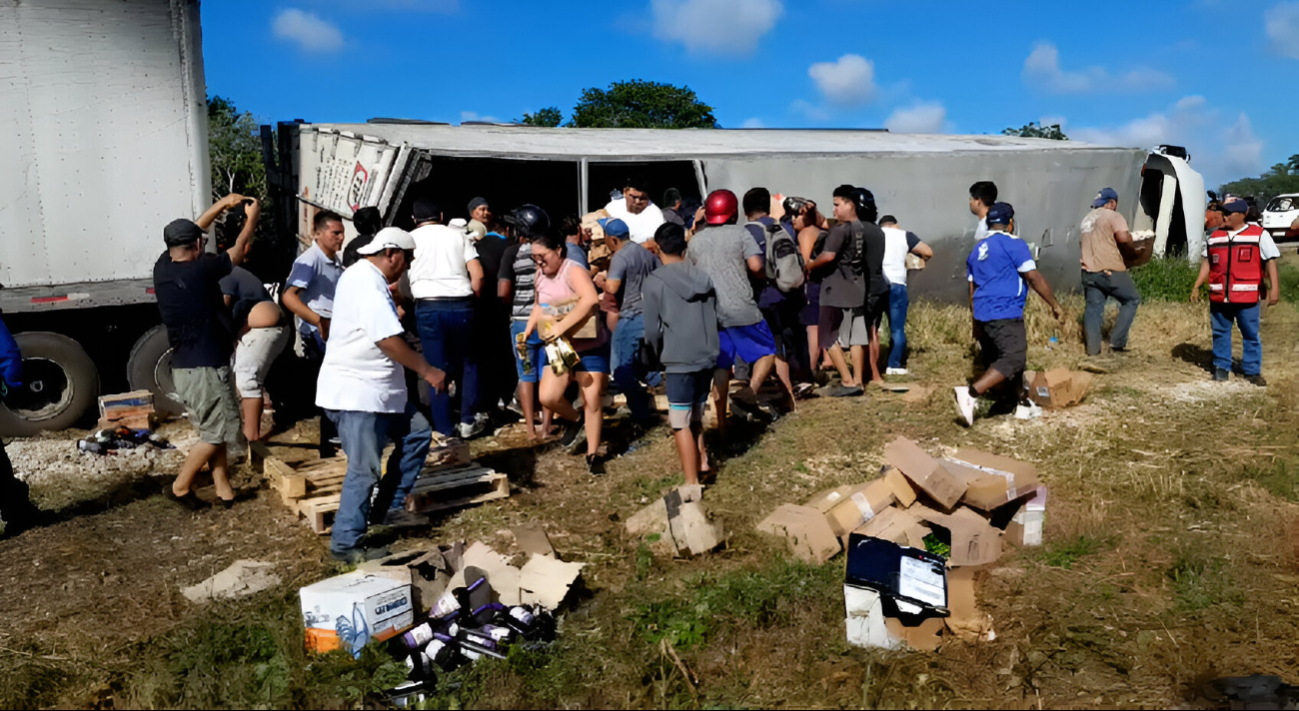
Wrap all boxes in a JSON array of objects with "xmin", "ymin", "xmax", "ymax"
[
  {"xmin": 911, "ymin": 241, "xmax": 934, "ymax": 260},
  {"xmin": 1267, "ymin": 259, "xmax": 1281, "ymax": 306},
  {"xmin": 1190, "ymin": 258, "xmax": 1211, "ymax": 302},
  {"xmin": 281, "ymin": 286, "xmax": 320, "ymax": 327},
  {"xmin": 746, "ymin": 255, "xmax": 764, "ymax": 276},
  {"xmin": 797, "ymin": 227, "xmax": 819, "ymax": 263},
  {"xmin": 226, "ymin": 198, "xmax": 258, "ymax": 268},
  {"xmin": 195, "ymin": 194, "xmax": 243, "ymax": 231},
  {"xmin": 467, "ymin": 259, "xmax": 484, "ymax": 297},
  {"xmin": 498, "ymin": 278, "xmax": 513, "ymax": 306},
  {"xmin": 1024, "ymin": 270, "xmax": 1062, "ymax": 318},
  {"xmin": 376, "ymin": 336, "xmax": 446, "ymax": 393},
  {"xmin": 604, "ymin": 278, "xmax": 622, "ymax": 296},
  {"xmin": 523, "ymin": 302, "xmax": 541, "ymax": 340},
  {"xmin": 807, "ymin": 250, "xmax": 837, "ymax": 272}
]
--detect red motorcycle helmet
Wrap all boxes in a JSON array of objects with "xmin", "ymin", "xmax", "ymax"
[{"xmin": 704, "ymin": 189, "xmax": 738, "ymax": 225}]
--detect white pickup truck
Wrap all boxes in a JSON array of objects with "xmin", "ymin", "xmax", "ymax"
[
  {"xmin": 0, "ymin": 0, "xmax": 209, "ymax": 435},
  {"xmin": 1262, "ymin": 194, "xmax": 1299, "ymax": 242}
]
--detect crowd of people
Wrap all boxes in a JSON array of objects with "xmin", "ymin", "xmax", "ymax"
[{"xmin": 0, "ymin": 174, "xmax": 1280, "ymax": 557}]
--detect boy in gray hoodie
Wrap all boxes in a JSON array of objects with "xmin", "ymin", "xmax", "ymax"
[{"xmin": 642, "ymin": 223, "xmax": 720, "ymax": 486}]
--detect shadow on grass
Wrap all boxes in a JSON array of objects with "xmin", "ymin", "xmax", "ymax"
[{"xmin": 1172, "ymin": 342, "xmax": 1215, "ymax": 373}]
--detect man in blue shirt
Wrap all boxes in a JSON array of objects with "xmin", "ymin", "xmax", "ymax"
[
  {"xmin": 955, "ymin": 203, "xmax": 1063, "ymax": 426},
  {"xmin": 0, "ymin": 314, "xmax": 43, "ymax": 535}
]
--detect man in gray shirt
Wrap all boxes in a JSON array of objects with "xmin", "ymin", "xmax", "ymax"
[
  {"xmin": 687, "ymin": 190, "xmax": 784, "ymax": 430},
  {"xmin": 596, "ymin": 218, "xmax": 661, "ymax": 423}
]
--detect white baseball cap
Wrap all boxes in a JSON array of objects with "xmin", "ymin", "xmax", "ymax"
[{"xmin": 356, "ymin": 227, "xmax": 416, "ymax": 255}]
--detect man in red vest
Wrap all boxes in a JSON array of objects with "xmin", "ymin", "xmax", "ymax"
[{"xmin": 1190, "ymin": 199, "xmax": 1279, "ymax": 385}]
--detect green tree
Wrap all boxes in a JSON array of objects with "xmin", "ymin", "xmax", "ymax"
[
  {"xmin": 207, "ymin": 95, "xmax": 268, "ymax": 204},
  {"xmin": 519, "ymin": 107, "xmax": 564, "ymax": 127},
  {"xmin": 1288, "ymin": 154, "xmax": 1299, "ymax": 173},
  {"xmin": 1218, "ymin": 170, "xmax": 1299, "ymax": 205},
  {"xmin": 1002, "ymin": 122, "xmax": 1069, "ymax": 141},
  {"xmin": 567, "ymin": 80, "xmax": 719, "ymax": 129}
]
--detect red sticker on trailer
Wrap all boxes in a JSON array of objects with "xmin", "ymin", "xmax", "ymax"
[
  {"xmin": 348, "ymin": 162, "xmax": 369, "ymax": 211},
  {"xmin": 31, "ymin": 295, "xmax": 68, "ymax": 303}
]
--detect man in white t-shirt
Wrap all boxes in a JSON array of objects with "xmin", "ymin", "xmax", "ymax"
[
  {"xmin": 318, "ymin": 227, "xmax": 446, "ymax": 563},
  {"xmin": 878, "ymin": 216, "xmax": 933, "ymax": 375},
  {"xmin": 408, "ymin": 198, "xmax": 487, "ymax": 439},
  {"xmin": 969, "ymin": 181, "xmax": 998, "ymax": 242},
  {"xmin": 603, "ymin": 176, "xmax": 666, "ymax": 247}
]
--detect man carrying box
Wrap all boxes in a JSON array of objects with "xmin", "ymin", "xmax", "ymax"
[{"xmin": 955, "ymin": 203, "xmax": 1064, "ymax": 426}]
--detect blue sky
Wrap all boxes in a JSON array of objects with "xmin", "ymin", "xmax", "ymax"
[{"xmin": 202, "ymin": 0, "xmax": 1299, "ymax": 188}]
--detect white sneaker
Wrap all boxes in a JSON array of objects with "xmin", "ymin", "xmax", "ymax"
[
  {"xmin": 886, "ymin": 368, "xmax": 908, "ymax": 376},
  {"xmin": 953, "ymin": 387, "xmax": 976, "ymax": 427}
]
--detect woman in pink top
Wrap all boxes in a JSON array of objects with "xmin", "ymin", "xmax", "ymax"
[{"xmin": 524, "ymin": 233, "xmax": 609, "ymax": 473}]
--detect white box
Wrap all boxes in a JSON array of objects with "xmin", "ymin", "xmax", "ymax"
[
  {"xmin": 844, "ymin": 585, "xmax": 899, "ymax": 650},
  {"xmin": 300, "ymin": 573, "xmax": 414, "ymax": 657}
]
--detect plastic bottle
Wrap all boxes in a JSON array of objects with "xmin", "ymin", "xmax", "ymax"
[
  {"xmin": 503, "ymin": 606, "xmax": 538, "ymax": 638},
  {"xmin": 469, "ymin": 602, "xmax": 505, "ymax": 626},
  {"xmin": 423, "ymin": 633, "xmax": 459, "ymax": 669},
  {"xmin": 478, "ymin": 623, "xmax": 514, "ymax": 644},
  {"xmin": 456, "ymin": 628, "xmax": 507, "ymax": 660},
  {"xmin": 401, "ymin": 622, "xmax": 435, "ymax": 650}
]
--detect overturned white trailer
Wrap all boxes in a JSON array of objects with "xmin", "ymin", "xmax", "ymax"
[{"xmin": 286, "ymin": 123, "xmax": 1204, "ymax": 301}]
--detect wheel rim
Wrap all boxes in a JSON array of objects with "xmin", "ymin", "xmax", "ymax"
[
  {"xmin": 153, "ymin": 347, "xmax": 184, "ymax": 406},
  {"xmin": 7, "ymin": 358, "xmax": 74, "ymax": 422}
]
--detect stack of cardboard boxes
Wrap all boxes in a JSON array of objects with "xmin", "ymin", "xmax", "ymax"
[{"xmin": 756, "ymin": 436, "xmax": 1047, "ymax": 651}]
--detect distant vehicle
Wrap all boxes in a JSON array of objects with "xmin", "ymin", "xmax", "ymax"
[
  {"xmin": 1262, "ymin": 194, "xmax": 1299, "ymax": 241},
  {"xmin": 0, "ymin": 0, "xmax": 208, "ymax": 436}
]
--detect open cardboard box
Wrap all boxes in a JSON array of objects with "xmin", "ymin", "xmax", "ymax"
[
  {"xmin": 807, "ymin": 480, "xmax": 896, "ymax": 538},
  {"xmin": 1022, "ymin": 369, "xmax": 1096, "ymax": 410},
  {"xmin": 885, "ymin": 437, "xmax": 967, "ymax": 509},
  {"xmin": 757, "ymin": 504, "xmax": 841, "ymax": 565},
  {"xmin": 911, "ymin": 505, "xmax": 1003, "ymax": 568},
  {"xmin": 943, "ymin": 449, "xmax": 1041, "ymax": 511}
]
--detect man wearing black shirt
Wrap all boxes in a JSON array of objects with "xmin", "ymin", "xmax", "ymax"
[{"xmin": 153, "ymin": 193, "xmax": 254, "ymax": 509}]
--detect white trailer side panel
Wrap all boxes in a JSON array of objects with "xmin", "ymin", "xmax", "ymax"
[
  {"xmin": 295, "ymin": 128, "xmax": 403, "ymax": 245},
  {"xmin": 0, "ymin": 0, "xmax": 208, "ymax": 290}
]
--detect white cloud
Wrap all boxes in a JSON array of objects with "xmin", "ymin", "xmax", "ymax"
[
  {"xmin": 272, "ymin": 9, "xmax": 344, "ymax": 53},
  {"xmin": 884, "ymin": 102, "xmax": 947, "ymax": 134},
  {"xmin": 1266, "ymin": 2, "xmax": 1299, "ymax": 58},
  {"xmin": 789, "ymin": 99, "xmax": 832, "ymax": 123},
  {"xmin": 1068, "ymin": 95, "xmax": 1265, "ymax": 187},
  {"xmin": 1022, "ymin": 41, "xmax": 1175, "ymax": 94},
  {"xmin": 650, "ymin": 0, "xmax": 783, "ymax": 56},
  {"xmin": 740, "ymin": 117, "xmax": 766, "ymax": 129},
  {"xmin": 808, "ymin": 54, "xmax": 877, "ymax": 106},
  {"xmin": 460, "ymin": 111, "xmax": 501, "ymax": 124}
]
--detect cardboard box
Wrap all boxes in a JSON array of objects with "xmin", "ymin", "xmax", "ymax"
[
  {"xmin": 665, "ymin": 487, "xmax": 724, "ymax": 556},
  {"xmin": 885, "ymin": 437, "xmax": 967, "ymax": 509},
  {"xmin": 1022, "ymin": 369, "xmax": 1096, "ymax": 410},
  {"xmin": 884, "ymin": 616, "xmax": 946, "ymax": 652},
  {"xmin": 843, "ymin": 585, "xmax": 900, "ymax": 650},
  {"xmin": 300, "ymin": 574, "xmax": 414, "ymax": 657},
  {"xmin": 944, "ymin": 566, "xmax": 995, "ymax": 643},
  {"xmin": 946, "ymin": 449, "xmax": 1040, "ymax": 506},
  {"xmin": 851, "ymin": 506, "xmax": 931, "ymax": 549},
  {"xmin": 912, "ymin": 506, "xmax": 1003, "ymax": 567},
  {"xmin": 1003, "ymin": 486, "xmax": 1047, "ymax": 547},
  {"xmin": 882, "ymin": 466, "xmax": 918, "ymax": 507},
  {"xmin": 808, "ymin": 481, "xmax": 895, "ymax": 537},
  {"xmin": 756, "ymin": 504, "xmax": 841, "ymax": 565}
]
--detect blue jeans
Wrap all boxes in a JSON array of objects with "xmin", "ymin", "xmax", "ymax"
[
  {"xmin": 1210, "ymin": 302, "xmax": 1262, "ymax": 375},
  {"xmin": 415, "ymin": 299, "xmax": 479, "ymax": 435},
  {"xmin": 611, "ymin": 313, "xmax": 655, "ymax": 420},
  {"xmin": 886, "ymin": 284, "xmax": 909, "ymax": 369},
  {"xmin": 1082, "ymin": 270, "xmax": 1141, "ymax": 356},
  {"xmin": 326, "ymin": 404, "xmax": 433, "ymax": 553}
]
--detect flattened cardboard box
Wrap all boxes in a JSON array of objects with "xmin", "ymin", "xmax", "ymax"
[
  {"xmin": 882, "ymin": 466, "xmax": 918, "ymax": 508},
  {"xmin": 808, "ymin": 481, "xmax": 895, "ymax": 537},
  {"xmin": 885, "ymin": 437, "xmax": 966, "ymax": 509},
  {"xmin": 851, "ymin": 505, "xmax": 931, "ymax": 550},
  {"xmin": 756, "ymin": 504, "xmax": 841, "ymax": 565}
]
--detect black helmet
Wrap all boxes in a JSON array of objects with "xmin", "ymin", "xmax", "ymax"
[{"xmin": 509, "ymin": 204, "xmax": 550, "ymax": 238}]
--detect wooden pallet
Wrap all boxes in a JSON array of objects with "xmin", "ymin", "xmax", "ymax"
[{"xmin": 263, "ymin": 447, "xmax": 505, "ymax": 535}]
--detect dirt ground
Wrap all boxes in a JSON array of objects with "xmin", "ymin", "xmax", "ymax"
[{"xmin": 1, "ymin": 288, "xmax": 1297, "ymax": 709}]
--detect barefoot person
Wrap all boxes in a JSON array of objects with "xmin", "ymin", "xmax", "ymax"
[
  {"xmin": 954, "ymin": 202, "xmax": 1063, "ymax": 426},
  {"xmin": 525, "ymin": 228, "xmax": 611, "ymax": 474},
  {"xmin": 643, "ymin": 223, "xmax": 718, "ymax": 486},
  {"xmin": 317, "ymin": 228, "xmax": 446, "ymax": 563},
  {"xmin": 152, "ymin": 194, "xmax": 254, "ymax": 508}
]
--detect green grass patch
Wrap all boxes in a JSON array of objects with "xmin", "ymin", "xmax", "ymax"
[
  {"xmin": 628, "ymin": 557, "xmax": 842, "ymax": 650},
  {"xmin": 1166, "ymin": 550, "xmax": 1244, "ymax": 612},
  {"xmin": 1241, "ymin": 459, "xmax": 1299, "ymax": 501},
  {"xmin": 1038, "ymin": 535, "xmax": 1104, "ymax": 570},
  {"xmin": 1131, "ymin": 256, "xmax": 1202, "ymax": 302},
  {"xmin": 1276, "ymin": 262, "xmax": 1299, "ymax": 305}
]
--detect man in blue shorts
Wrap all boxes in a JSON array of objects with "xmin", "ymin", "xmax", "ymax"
[
  {"xmin": 687, "ymin": 189, "xmax": 782, "ymax": 431},
  {"xmin": 643, "ymin": 223, "xmax": 718, "ymax": 486},
  {"xmin": 956, "ymin": 202, "xmax": 1063, "ymax": 426}
]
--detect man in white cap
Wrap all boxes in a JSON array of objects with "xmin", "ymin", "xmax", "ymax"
[{"xmin": 317, "ymin": 227, "xmax": 447, "ymax": 562}]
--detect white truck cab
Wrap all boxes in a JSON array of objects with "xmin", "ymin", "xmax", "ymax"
[{"xmin": 1262, "ymin": 194, "xmax": 1299, "ymax": 242}]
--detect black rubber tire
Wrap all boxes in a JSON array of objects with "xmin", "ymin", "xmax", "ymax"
[
  {"xmin": 127, "ymin": 325, "xmax": 185, "ymax": 418},
  {"xmin": 0, "ymin": 332, "xmax": 100, "ymax": 437}
]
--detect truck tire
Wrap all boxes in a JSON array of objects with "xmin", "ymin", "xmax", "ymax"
[
  {"xmin": 127, "ymin": 325, "xmax": 185, "ymax": 418},
  {"xmin": 0, "ymin": 332, "xmax": 100, "ymax": 437}
]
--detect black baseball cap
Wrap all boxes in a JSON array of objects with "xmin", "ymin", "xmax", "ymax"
[
  {"xmin": 412, "ymin": 198, "xmax": 442, "ymax": 222},
  {"xmin": 163, "ymin": 219, "xmax": 204, "ymax": 247}
]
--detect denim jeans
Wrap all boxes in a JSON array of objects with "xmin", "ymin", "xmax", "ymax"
[
  {"xmin": 326, "ymin": 404, "xmax": 432, "ymax": 553},
  {"xmin": 1081, "ymin": 270, "xmax": 1142, "ymax": 356},
  {"xmin": 886, "ymin": 283, "xmax": 909, "ymax": 369},
  {"xmin": 1210, "ymin": 302, "xmax": 1262, "ymax": 375},
  {"xmin": 611, "ymin": 313, "xmax": 655, "ymax": 420},
  {"xmin": 415, "ymin": 299, "xmax": 479, "ymax": 435}
]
